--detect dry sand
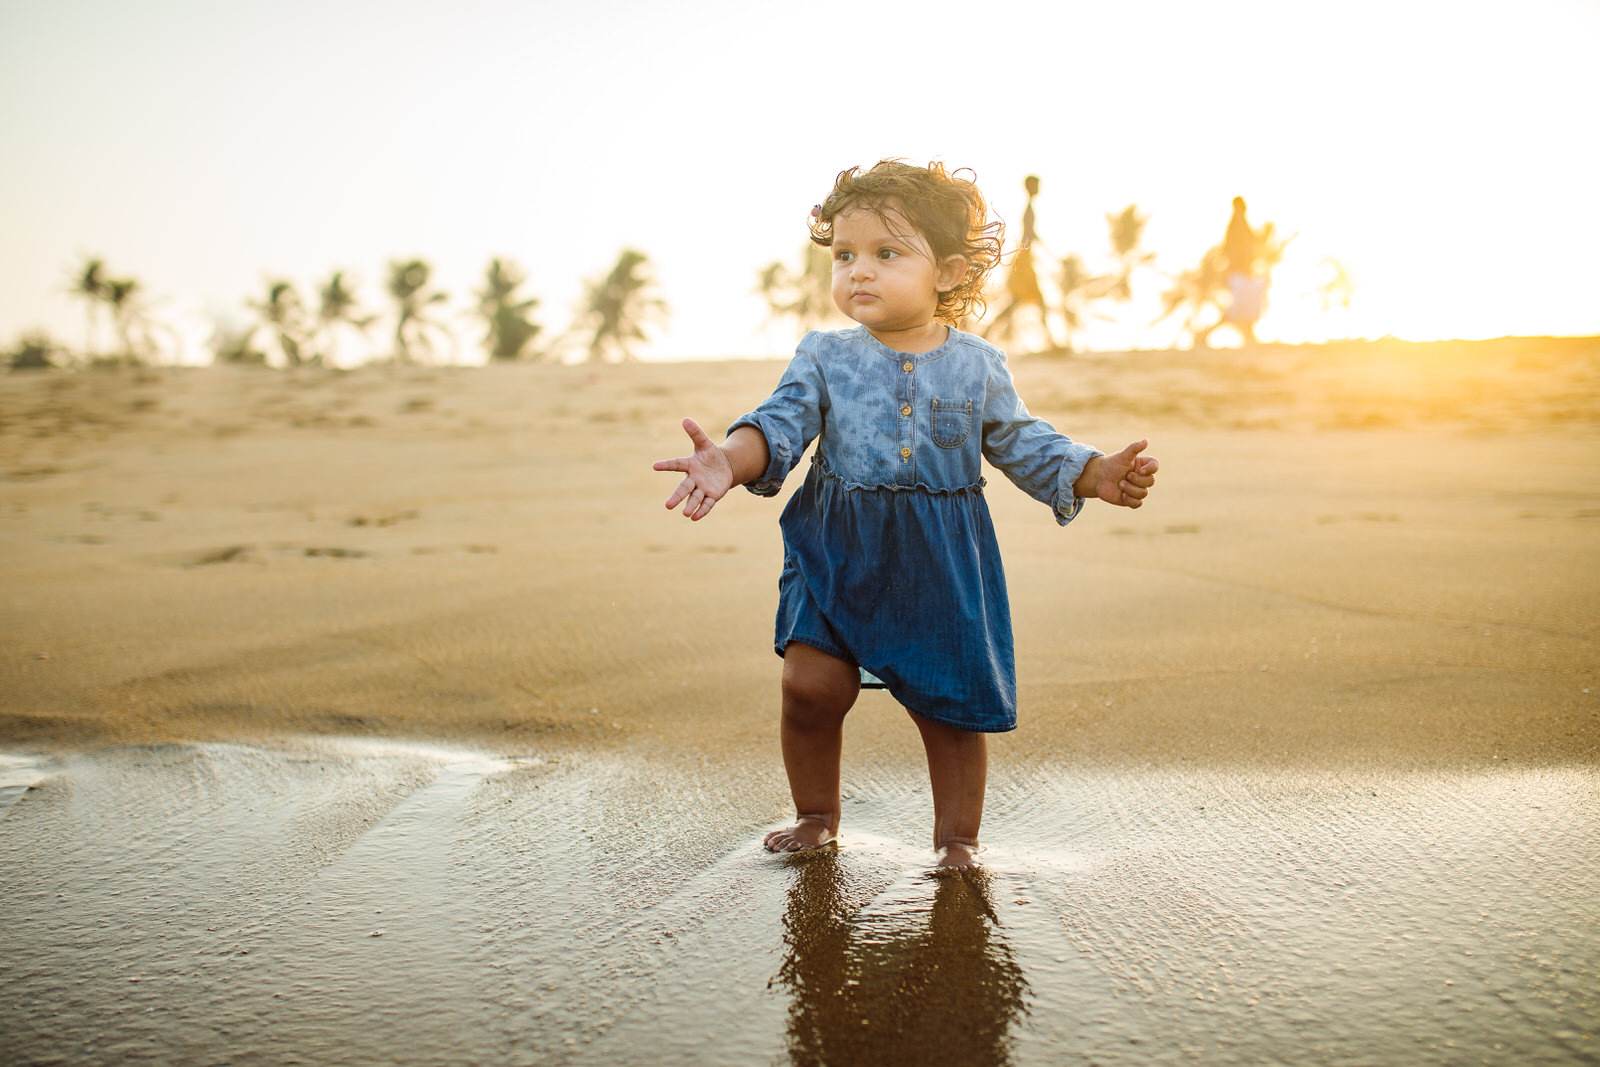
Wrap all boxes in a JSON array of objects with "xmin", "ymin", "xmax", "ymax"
[
  {"xmin": 1, "ymin": 337, "xmax": 1597, "ymax": 1064},
  {"xmin": 2, "ymin": 337, "xmax": 1595, "ymax": 765}
]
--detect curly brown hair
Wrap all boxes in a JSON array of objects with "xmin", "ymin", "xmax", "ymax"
[{"xmin": 809, "ymin": 159, "xmax": 1005, "ymax": 324}]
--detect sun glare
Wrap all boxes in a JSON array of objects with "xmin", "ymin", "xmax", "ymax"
[{"xmin": 0, "ymin": 0, "xmax": 1595, "ymax": 362}]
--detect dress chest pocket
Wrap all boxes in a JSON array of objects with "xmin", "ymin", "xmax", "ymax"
[{"xmin": 930, "ymin": 397, "xmax": 974, "ymax": 448}]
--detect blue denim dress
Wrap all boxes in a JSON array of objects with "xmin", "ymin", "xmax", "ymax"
[{"xmin": 730, "ymin": 326, "xmax": 1101, "ymax": 732}]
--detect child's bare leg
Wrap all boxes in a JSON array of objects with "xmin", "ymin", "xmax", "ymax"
[
  {"xmin": 765, "ymin": 642, "xmax": 860, "ymax": 853},
  {"xmin": 908, "ymin": 710, "xmax": 989, "ymax": 869}
]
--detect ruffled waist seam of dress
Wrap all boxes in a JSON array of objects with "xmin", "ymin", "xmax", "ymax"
[{"xmin": 810, "ymin": 454, "xmax": 986, "ymax": 496}]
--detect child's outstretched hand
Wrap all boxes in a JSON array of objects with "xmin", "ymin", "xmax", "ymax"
[
  {"xmin": 1078, "ymin": 439, "xmax": 1159, "ymax": 509},
  {"xmin": 653, "ymin": 417, "xmax": 735, "ymax": 521}
]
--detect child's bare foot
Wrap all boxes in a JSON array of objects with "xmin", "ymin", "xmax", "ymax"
[
  {"xmin": 763, "ymin": 813, "xmax": 837, "ymax": 853},
  {"xmin": 934, "ymin": 835, "xmax": 982, "ymax": 870}
]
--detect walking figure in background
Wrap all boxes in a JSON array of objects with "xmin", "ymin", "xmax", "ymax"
[
  {"xmin": 1218, "ymin": 196, "xmax": 1266, "ymax": 346},
  {"xmin": 982, "ymin": 175, "xmax": 1060, "ymax": 350},
  {"xmin": 653, "ymin": 160, "xmax": 1158, "ymax": 869}
]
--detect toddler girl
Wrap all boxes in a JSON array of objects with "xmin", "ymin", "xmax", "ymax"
[{"xmin": 653, "ymin": 160, "xmax": 1158, "ymax": 869}]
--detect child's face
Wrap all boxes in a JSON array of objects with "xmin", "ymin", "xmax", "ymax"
[{"xmin": 828, "ymin": 206, "xmax": 964, "ymax": 338}]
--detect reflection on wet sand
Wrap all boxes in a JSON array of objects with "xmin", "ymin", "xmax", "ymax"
[
  {"xmin": 777, "ymin": 854, "xmax": 1028, "ymax": 1066},
  {"xmin": 1, "ymin": 743, "xmax": 1596, "ymax": 1063}
]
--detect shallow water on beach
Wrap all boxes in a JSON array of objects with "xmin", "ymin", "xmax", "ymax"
[{"xmin": 1, "ymin": 740, "xmax": 1596, "ymax": 1065}]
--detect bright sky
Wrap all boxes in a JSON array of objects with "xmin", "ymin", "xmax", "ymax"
[{"xmin": 2, "ymin": 0, "xmax": 1597, "ymax": 362}]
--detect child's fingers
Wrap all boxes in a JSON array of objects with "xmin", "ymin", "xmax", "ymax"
[
  {"xmin": 685, "ymin": 488, "xmax": 717, "ymax": 521},
  {"xmin": 682, "ymin": 417, "xmax": 715, "ymax": 449},
  {"xmin": 664, "ymin": 476, "xmax": 694, "ymax": 509},
  {"xmin": 652, "ymin": 457, "xmax": 689, "ymax": 473}
]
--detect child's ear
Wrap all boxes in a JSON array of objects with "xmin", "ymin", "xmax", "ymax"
[{"xmin": 935, "ymin": 255, "xmax": 968, "ymax": 292}]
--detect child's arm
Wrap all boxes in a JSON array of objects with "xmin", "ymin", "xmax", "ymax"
[
  {"xmin": 1073, "ymin": 439, "xmax": 1159, "ymax": 509},
  {"xmin": 652, "ymin": 418, "xmax": 771, "ymax": 521}
]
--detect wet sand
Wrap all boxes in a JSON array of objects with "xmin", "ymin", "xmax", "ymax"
[{"xmin": 2, "ymin": 338, "xmax": 1598, "ymax": 1063}]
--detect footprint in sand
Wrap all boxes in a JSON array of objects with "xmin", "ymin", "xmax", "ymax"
[
  {"xmin": 188, "ymin": 544, "xmax": 257, "ymax": 566},
  {"xmin": 347, "ymin": 509, "xmax": 420, "ymax": 527}
]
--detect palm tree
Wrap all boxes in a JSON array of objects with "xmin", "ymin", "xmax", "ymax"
[
  {"xmin": 1100, "ymin": 204, "xmax": 1156, "ymax": 303},
  {"xmin": 103, "ymin": 276, "xmax": 153, "ymax": 364},
  {"xmin": 70, "ymin": 257, "xmax": 109, "ymax": 359},
  {"xmin": 476, "ymin": 258, "xmax": 542, "ymax": 361},
  {"xmin": 69, "ymin": 257, "xmax": 166, "ymax": 363},
  {"xmin": 314, "ymin": 271, "xmax": 373, "ymax": 366},
  {"xmin": 581, "ymin": 249, "xmax": 667, "ymax": 362},
  {"xmin": 1044, "ymin": 205, "xmax": 1155, "ymax": 352},
  {"xmin": 251, "ymin": 280, "xmax": 310, "ymax": 366},
  {"xmin": 757, "ymin": 243, "xmax": 837, "ymax": 332},
  {"xmin": 1152, "ymin": 246, "xmax": 1228, "ymax": 348},
  {"xmin": 1055, "ymin": 254, "xmax": 1100, "ymax": 353},
  {"xmin": 386, "ymin": 258, "xmax": 450, "ymax": 364},
  {"xmin": 1317, "ymin": 256, "xmax": 1355, "ymax": 312}
]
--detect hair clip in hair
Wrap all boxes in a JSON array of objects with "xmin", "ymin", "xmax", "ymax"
[{"xmin": 810, "ymin": 204, "xmax": 822, "ymax": 221}]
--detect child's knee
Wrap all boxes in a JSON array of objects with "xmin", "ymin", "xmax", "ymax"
[
  {"xmin": 782, "ymin": 674, "xmax": 842, "ymax": 717},
  {"xmin": 781, "ymin": 665, "xmax": 854, "ymax": 725}
]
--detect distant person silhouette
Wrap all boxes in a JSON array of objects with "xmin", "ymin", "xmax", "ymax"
[
  {"xmin": 984, "ymin": 175, "xmax": 1060, "ymax": 350},
  {"xmin": 1218, "ymin": 196, "xmax": 1265, "ymax": 345}
]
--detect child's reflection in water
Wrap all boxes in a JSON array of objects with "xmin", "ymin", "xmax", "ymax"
[{"xmin": 775, "ymin": 853, "xmax": 1030, "ymax": 1066}]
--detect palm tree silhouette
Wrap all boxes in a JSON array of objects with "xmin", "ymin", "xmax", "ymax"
[
  {"xmin": 476, "ymin": 258, "xmax": 542, "ymax": 361},
  {"xmin": 581, "ymin": 249, "xmax": 667, "ymax": 362},
  {"xmin": 70, "ymin": 257, "xmax": 109, "ymax": 360},
  {"xmin": 386, "ymin": 258, "xmax": 450, "ymax": 364},
  {"xmin": 251, "ymin": 280, "xmax": 310, "ymax": 366},
  {"xmin": 1055, "ymin": 253, "xmax": 1099, "ymax": 353},
  {"xmin": 103, "ymin": 276, "xmax": 153, "ymax": 364},
  {"xmin": 1100, "ymin": 204, "xmax": 1156, "ymax": 303},
  {"xmin": 1317, "ymin": 256, "xmax": 1355, "ymax": 313},
  {"xmin": 314, "ymin": 271, "xmax": 373, "ymax": 366},
  {"xmin": 1153, "ymin": 246, "xmax": 1228, "ymax": 348},
  {"xmin": 1046, "ymin": 205, "xmax": 1153, "ymax": 353},
  {"xmin": 757, "ymin": 243, "xmax": 837, "ymax": 332},
  {"xmin": 67, "ymin": 257, "xmax": 164, "ymax": 363}
]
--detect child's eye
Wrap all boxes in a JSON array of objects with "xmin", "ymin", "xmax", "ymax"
[
  {"xmin": 835, "ymin": 250, "xmax": 854, "ymax": 263},
  {"xmin": 878, "ymin": 248, "xmax": 899, "ymax": 261}
]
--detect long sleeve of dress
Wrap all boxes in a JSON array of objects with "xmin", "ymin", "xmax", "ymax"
[
  {"xmin": 979, "ymin": 354, "xmax": 1102, "ymax": 526},
  {"xmin": 727, "ymin": 332, "xmax": 828, "ymax": 497}
]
